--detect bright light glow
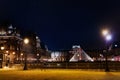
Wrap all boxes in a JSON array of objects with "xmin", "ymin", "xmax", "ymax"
[
  {"xmin": 77, "ymin": 54, "xmax": 79, "ymax": 57},
  {"xmin": 13, "ymin": 52, "xmax": 15, "ymax": 55},
  {"xmin": 8, "ymin": 30, "xmax": 12, "ymax": 34},
  {"xmin": 5, "ymin": 54, "xmax": 7, "ymax": 56},
  {"xmin": 91, "ymin": 59, "xmax": 94, "ymax": 62},
  {"xmin": 37, "ymin": 53, "xmax": 39, "ymax": 56},
  {"xmin": 106, "ymin": 34, "xmax": 112, "ymax": 41},
  {"xmin": 24, "ymin": 38, "xmax": 29, "ymax": 44},
  {"xmin": 6, "ymin": 51, "xmax": 9, "ymax": 53},
  {"xmin": 3, "ymin": 66, "xmax": 9, "ymax": 69},
  {"xmin": 1, "ymin": 46, "xmax": 4, "ymax": 50},
  {"xmin": 3, "ymin": 66, "xmax": 16, "ymax": 70},
  {"xmin": 72, "ymin": 45, "xmax": 80, "ymax": 49},
  {"xmin": 21, "ymin": 53, "xmax": 23, "ymax": 56},
  {"xmin": 111, "ymin": 58, "xmax": 115, "ymax": 61},
  {"xmin": 102, "ymin": 29, "xmax": 112, "ymax": 41},
  {"xmin": 0, "ymin": 31, "xmax": 6, "ymax": 35},
  {"xmin": 102, "ymin": 29, "xmax": 109, "ymax": 36},
  {"xmin": 115, "ymin": 44, "xmax": 118, "ymax": 47}
]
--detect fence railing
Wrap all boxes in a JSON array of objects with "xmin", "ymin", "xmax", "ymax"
[
  {"xmin": 1, "ymin": 61, "xmax": 120, "ymax": 71},
  {"xmin": 26, "ymin": 61, "xmax": 120, "ymax": 71}
]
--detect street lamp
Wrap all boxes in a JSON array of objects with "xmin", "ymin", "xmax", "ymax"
[
  {"xmin": 102, "ymin": 29, "xmax": 109, "ymax": 36},
  {"xmin": 21, "ymin": 53, "xmax": 23, "ymax": 63},
  {"xmin": 102, "ymin": 29, "xmax": 112, "ymax": 72},
  {"xmin": 24, "ymin": 38, "xmax": 29, "ymax": 44},
  {"xmin": 0, "ymin": 46, "xmax": 4, "ymax": 68},
  {"xmin": 106, "ymin": 34, "xmax": 112, "ymax": 41},
  {"xmin": 1, "ymin": 46, "xmax": 4, "ymax": 50},
  {"xmin": 23, "ymin": 38, "xmax": 29, "ymax": 70},
  {"xmin": 37, "ymin": 53, "xmax": 40, "ymax": 63}
]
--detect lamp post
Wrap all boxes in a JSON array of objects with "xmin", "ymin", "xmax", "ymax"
[
  {"xmin": 23, "ymin": 38, "xmax": 29, "ymax": 70},
  {"xmin": 37, "ymin": 53, "xmax": 40, "ymax": 64},
  {"xmin": 102, "ymin": 29, "xmax": 112, "ymax": 72},
  {"xmin": 21, "ymin": 53, "xmax": 23, "ymax": 63},
  {"xmin": 0, "ymin": 46, "xmax": 4, "ymax": 68}
]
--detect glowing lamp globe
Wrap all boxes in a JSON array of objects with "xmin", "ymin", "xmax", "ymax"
[
  {"xmin": 106, "ymin": 34, "xmax": 112, "ymax": 41},
  {"xmin": 102, "ymin": 29, "xmax": 109, "ymax": 36},
  {"xmin": 24, "ymin": 38, "xmax": 29, "ymax": 44}
]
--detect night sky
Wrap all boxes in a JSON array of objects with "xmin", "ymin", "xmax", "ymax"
[{"xmin": 0, "ymin": 0, "xmax": 120, "ymax": 50}]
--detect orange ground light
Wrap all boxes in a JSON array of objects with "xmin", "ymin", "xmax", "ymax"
[{"xmin": 0, "ymin": 69, "xmax": 120, "ymax": 80}]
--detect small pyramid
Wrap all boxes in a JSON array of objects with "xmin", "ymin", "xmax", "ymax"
[{"xmin": 69, "ymin": 45, "xmax": 94, "ymax": 62}]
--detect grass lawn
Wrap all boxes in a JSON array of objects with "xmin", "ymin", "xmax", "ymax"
[{"xmin": 0, "ymin": 69, "xmax": 120, "ymax": 80}]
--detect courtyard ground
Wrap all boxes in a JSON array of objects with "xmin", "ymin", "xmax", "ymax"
[{"xmin": 0, "ymin": 69, "xmax": 120, "ymax": 80}]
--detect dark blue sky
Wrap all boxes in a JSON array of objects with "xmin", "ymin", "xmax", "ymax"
[{"xmin": 0, "ymin": 0, "xmax": 120, "ymax": 50}]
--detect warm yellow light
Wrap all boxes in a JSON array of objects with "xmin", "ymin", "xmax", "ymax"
[
  {"xmin": 13, "ymin": 52, "xmax": 15, "ymax": 55},
  {"xmin": 5, "ymin": 54, "xmax": 7, "ymax": 56},
  {"xmin": 21, "ymin": 53, "xmax": 23, "ymax": 56},
  {"xmin": 24, "ymin": 38, "xmax": 29, "ymax": 44},
  {"xmin": 3, "ymin": 66, "xmax": 9, "ymax": 69},
  {"xmin": 6, "ymin": 51, "xmax": 9, "ymax": 53},
  {"xmin": 1, "ymin": 46, "xmax": 4, "ymax": 50},
  {"xmin": 102, "ymin": 29, "xmax": 109, "ymax": 36}
]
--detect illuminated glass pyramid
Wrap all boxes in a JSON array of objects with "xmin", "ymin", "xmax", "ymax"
[{"xmin": 69, "ymin": 45, "xmax": 93, "ymax": 62}]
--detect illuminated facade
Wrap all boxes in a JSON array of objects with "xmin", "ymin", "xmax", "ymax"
[
  {"xmin": 0, "ymin": 24, "xmax": 49, "ymax": 67},
  {"xmin": 50, "ymin": 50, "xmax": 70, "ymax": 62},
  {"xmin": 0, "ymin": 25, "xmax": 22, "ymax": 67},
  {"xmin": 49, "ymin": 45, "xmax": 93, "ymax": 62}
]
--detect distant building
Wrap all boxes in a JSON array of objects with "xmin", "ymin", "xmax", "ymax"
[
  {"xmin": 0, "ymin": 24, "xmax": 49, "ymax": 67},
  {"xmin": 0, "ymin": 24, "xmax": 22, "ymax": 66},
  {"xmin": 49, "ymin": 50, "xmax": 70, "ymax": 62},
  {"xmin": 108, "ymin": 41, "xmax": 120, "ymax": 61},
  {"xmin": 85, "ymin": 42, "xmax": 120, "ymax": 62},
  {"xmin": 69, "ymin": 45, "xmax": 94, "ymax": 62},
  {"xmin": 48, "ymin": 45, "xmax": 94, "ymax": 62}
]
